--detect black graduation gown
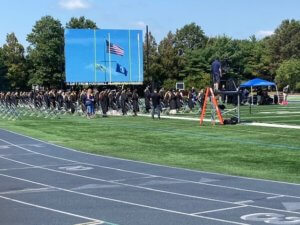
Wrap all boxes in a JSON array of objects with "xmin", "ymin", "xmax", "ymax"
[{"xmin": 132, "ymin": 93, "xmax": 139, "ymax": 113}]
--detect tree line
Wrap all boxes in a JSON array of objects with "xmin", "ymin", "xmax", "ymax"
[{"xmin": 0, "ymin": 16, "xmax": 300, "ymax": 92}]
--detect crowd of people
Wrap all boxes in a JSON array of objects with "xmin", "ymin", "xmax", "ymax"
[{"xmin": 0, "ymin": 87, "xmax": 206, "ymax": 119}]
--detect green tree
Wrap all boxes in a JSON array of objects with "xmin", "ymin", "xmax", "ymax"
[
  {"xmin": 162, "ymin": 78, "xmax": 177, "ymax": 90},
  {"xmin": 158, "ymin": 32, "xmax": 182, "ymax": 81},
  {"xmin": 275, "ymin": 59, "xmax": 300, "ymax": 90},
  {"xmin": 179, "ymin": 48, "xmax": 210, "ymax": 89},
  {"xmin": 2, "ymin": 33, "xmax": 28, "ymax": 90},
  {"xmin": 268, "ymin": 19, "xmax": 300, "ymax": 64},
  {"xmin": 183, "ymin": 73, "xmax": 211, "ymax": 90},
  {"xmin": 180, "ymin": 36, "xmax": 243, "ymax": 86},
  {"xmin": 27, "ymin": 16, "xmax": 65, "ymax": 88},
  {"xmin": 0, "ymin": 47, "xmax": 8, "ymax": 90},
  {"xmin": 174, "ymin": 23, "xmax": 208, "ymax": 51},
  {"xmin": 144, "ymin": 31, "xmax": 162, "ymax": 86},
  {"xmin": 66, "ymin": 16, "xmax": 98, "ymax": 29},
  {"xmin": 234, "ymin": 37, "xmax": 274, "ymax": 80},
  {"xmin": 174, "ymin": 22, "xmax": 207, "ymax": 51},
  {"xmin": 245, "ymin": 38, "xmax": 274, "ymax": 80}
]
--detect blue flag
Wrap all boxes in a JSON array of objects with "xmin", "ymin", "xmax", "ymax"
[{"xmin": 116, "ymin": 63, "xmax": 128, "ymax": 76}]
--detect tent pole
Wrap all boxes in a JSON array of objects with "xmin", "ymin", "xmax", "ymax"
[
  {"xmin": 251, "ymin": 86, "xmax": 254, "ymax": 105},
  {"xmin": 275, "ymin": 85, "xmax": 279, "ymax": 104}
]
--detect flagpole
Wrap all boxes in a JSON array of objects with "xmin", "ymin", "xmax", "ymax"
[
  {"xmin": 108, "ymin": 33, "xmax": 112, "ymax": 83},
  {"xmin": 104, "ymin": 39, "xmax": 107, "ymax": 83},
  {"xmin": 94, "ymin": 29, "xmax": 97, "ymax": 82},
  {"xmin": 128, "ymin": 30, "xmax": 132, "ymax": 82},
  {"xmin": 137, "ymin": 32, "xmax": 141, "ymax": 83}
]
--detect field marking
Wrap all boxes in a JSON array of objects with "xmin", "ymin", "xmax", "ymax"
[
  {"xmin": 2, "ymin": 137, "xmax": 300, "ymax": 219},
  {"xmin": 0, "ymin": 145, "xmax": 10, "ymax": 149},
  {"xmin": 0, "ymin": 166, "xmax": 38, "ymax": 171},
  {"xmin": 58, "ymin": 165, "xmax": 94, "ymax": 171},
  {"xmin": 191, "ymin": 205, "xmax": 248, "ymax": 215},
  {"xmin": 3, "ymin": 155, "xmax": 300, "ymax": 219},
  {"xmin": 0, "ymin": 155, "xmax": 242, "ymax": 206},
  {"xmin": 1, "ymin": 138, "xmax": 300, "ymax": 203},
  {"xmin": 243, "ymin": 115, "xmax": 300, "ymax": 119},
  {"xmin": 0, "ymin": 153, "xmax": 37, "ymax": 157},
  {"xmin": 0, "ymin": 143, "xmax": 45, "ymax": 148},
  {"xmin": 140, "ymin": 112, "xmax": 300, "ymax": 129},
  {"xmin": 0, "ymin": 162, "xmax": 78, "ymax": 172},
  {"xmin": 2, "ymin": 129, "xmax": 300, "ymax": 188},
  {"xmin": 234, "ymin": 200, "xmax": 255, "ymax": 205},
  {"xmin": 110, "ymin": 175, "xmax": 158, "ymax": 182},
  {"xmin": 244, "ymin": 122, "xmax": 300, "ymax": 129},
  {"xmin": 0, "ymin": 139, "xmax": 286, "ymax": 199},
  {"xmin": 260, "ymin": 111, "xmax": 300, "ymax": 115},
  {"xmin": 0, "ymin": 194, "xmax": 103, "ymax": 223},
  {"xmin": 0, "ymin": 173, "xmax": 248, "ymax": 225},
  {"xmin": 267, "ymin": 195, "xmax": 285, "ymax": 200},
  {"xmin": 74, "ymin": 222, "xmax": 104, "ymax": 225},
  {"xmin": 0, "ymin": 187, "xmax": 54, "ymax": 195}
]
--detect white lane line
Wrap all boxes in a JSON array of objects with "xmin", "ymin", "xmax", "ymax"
[
  {"xmin": 2, "ymin": 155, "xmax": 300, "ymax": 219},
  {"xmin": 0, "ymin": 144, "xmax": 45, "ymax": 148},
  {"xmin": 0, "ymin": 145, "xmax": 11, "ymax": 149},
  {"xmin": 0, "ymin": 166, "xmax": 39, "ymax": 171},
  {"xmin": 1, "ymin": 138, "xmax": 297, "ymax": 201},
  {"xmin": 0, "ymin": 173, "xmax": 248, "ymax": 225},
  {"xmin": 267, "ymin": 195, "xmax": 285, "ymax": 200},
  {"xmin": 191, "ymin": 205, "xmax": 248, "ymax": 215},
  {"xmin": 74, "ymin": 222, "xmax": 104, "ymax": 225},
  {"xmin": 0, "ymin": 163, "xmax": 79, "ymax": 172},
  {"xmin": 110, "ymin": 175, "xmax": 158, "ymax": 182},
  {"xmin": 0, "ymin": 139, "xmax": 300, "ymax": 202},
  {"xmin": 234, "ymin": 200, "xmax": 254, "ymax": 205},
  {"xmin": 0, "ymin": 194, "xmax": 102, "ymax": 223},
  {"xmin": 0, "ymin": 153, "xmax": 37, "ymax": 157},
  {"xmin": 3, "ymin": 128, "xmax": 300, "ymax": 187},
  {"xmin": 0, "ymin": 187, "xmax": 54, "ymax": 195},
  {"xmin": 0, "ymin": 155, "xmax": 240, "ymax": 205}
]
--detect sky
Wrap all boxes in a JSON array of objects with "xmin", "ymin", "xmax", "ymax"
[{"xmin": 0, "ymin": 0, "xmax": 300, "ymax": 48}]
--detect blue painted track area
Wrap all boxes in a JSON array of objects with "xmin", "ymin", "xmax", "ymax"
[{"xmin": 1, "ymin": 129, "xmax": 300, "ymax": 225}]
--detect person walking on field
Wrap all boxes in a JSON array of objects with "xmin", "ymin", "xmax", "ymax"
[
  {"xmin": 85, "ymin": 88, "xmax": 95, "ymax": 119},
  {"xmin": 150, "ymin": 89, "xmax": 161, "ymax": 119},
  {"xmin": 132, "ymin": 89, "xmax": 139, "ymax": 116},
  {"xmin": 211, "ymin": 58, "xmax": 222, "ymax": 91},
  {"xmin": 283, "ymin": 85, "xmax": 290, "ymax": 103}
]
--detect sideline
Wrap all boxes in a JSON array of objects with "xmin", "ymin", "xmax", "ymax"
[{"xmin": 138, "ymin": 114, "xmax": 300, "ymax": 129}]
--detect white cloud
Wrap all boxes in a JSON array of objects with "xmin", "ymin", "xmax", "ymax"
[
  {"xmin": 59, "ymin": 0, "xmax": 90, "ymax": 10},
  {"xmin": 256, "ymin": 30, "xmax": 274, "ymax": 38}
]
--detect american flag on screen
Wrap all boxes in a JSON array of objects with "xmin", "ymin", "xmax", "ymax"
[{"xmin": 106, "ymin": 40, "xmax": 124, "ymax": 56}]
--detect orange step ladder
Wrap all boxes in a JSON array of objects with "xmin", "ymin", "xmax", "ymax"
[{"xmin": 200, "ymin": 87, "xmax": 224, "ymax": 125}]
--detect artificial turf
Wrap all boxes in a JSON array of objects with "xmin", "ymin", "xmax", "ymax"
[{"xmin": 0, "ymin": 107, "xmax": 300, "ymax": 184}]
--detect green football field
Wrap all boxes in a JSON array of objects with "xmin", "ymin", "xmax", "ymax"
[{"xmin": 0, "ymin": 101, "xmax": 299, "ymax": 184}]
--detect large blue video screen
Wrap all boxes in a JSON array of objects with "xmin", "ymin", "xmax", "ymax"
[{"xmin": 65, "ymin": 29, "xmax": 143, "ymax": 84}]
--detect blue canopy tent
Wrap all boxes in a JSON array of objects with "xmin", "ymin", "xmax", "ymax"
[
  {"xmin": 240, "ymin": 78, "xmax": 279, "ymax": 107},
  {"xmin": 240, "ymin": 78, "xmax": 276, "ymax": 88}
]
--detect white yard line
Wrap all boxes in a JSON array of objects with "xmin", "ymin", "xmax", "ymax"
[
  {"xmin": 139, "ymin": 113, "xmax": 201, "ymax": 121},
  {"xmin": 243, "ymin": 122, "xmax": 300, "ymax": 130},
  {"xmin": 139, "ymin": 114, "xmax": 300, "ymax": 129}
]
